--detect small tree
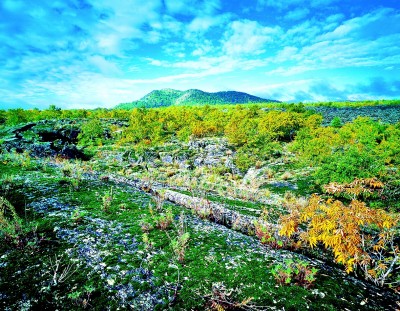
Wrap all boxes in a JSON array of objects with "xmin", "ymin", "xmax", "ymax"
[
  {"xmin": 6, "ymin": 109, "xmax": 27, "ymax": 125},
  {"xmin": 330, "ymin": 116, "xmax": 342, "ymax": 128},
  {"xmin": 0, "ymin": 110, "xmax": 6, "ymax": 125},
  {"xmin": 49, "ymin": 104, "xmax": 61, "ymax": 111},
  {"xmin": 78, "ymin": 119, "xmax": 104, "ymax": 145}
]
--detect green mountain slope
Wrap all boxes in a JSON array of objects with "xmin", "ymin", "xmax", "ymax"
[{"xmin": 115, "ymin": 89, "xmax": 280, "ymax": 109}]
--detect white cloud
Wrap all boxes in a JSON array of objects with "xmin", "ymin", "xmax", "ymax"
[
  {"xmin": 245, "ymin": 79, "xmax": 318, "ymax": 102},
  {"xmin": 162, "ymin": 42, "xmax": 187, "ymax": 57},
  {"xmin": 164, "ymin": 0, "xmax": 191, "ymax": 15},
  {"xmin": 285, "ymin": 20, "xmax": 322, "ymax": 45},
  {"xmin": 274, "ymin": 46, "xmax": 299, "ymax": 62},
  {"xmin": 154, "ymin": 15, "xmax": 183, "ymax": 34},
  {"xmin": 89, "ymin": 55, "xmax": 120, "ymax": 75},
  {"xmin": 268, "ymin": 33, "xmax": 400, "ymax": 77},
  {"xmin": 192, "ymin": 40, "xmax": 214, "ymax": 56},
  {"xmin": 188, "ymin": 13, "xmax": 231, "ymax": 33},
  {"xmin": 257, "ymin": 0, "xmax": 336, "ymax": 10},
  {"xmin": 257, "ymin": 0, "xmax": 302, "ymax": 10},
  {"xmin": 266, "ymin": 8, "xmax": 400, "ymax": 77},
  {"xmin": 222, "ymin": 20, "xmax": 281, "ymax": 55},
  {"xmin": 87, "ymin": 0, "xmax": 163, "ymax": 54},
  {"xmin": 318, "ymin": 8, "xmax": 398, "ymax": 41},
  {"xmin": 1, "ymin": 0, "xmax": 399, "ymax": 109},
  {"xmin": 284, "ymin": 8, "xmax": 310, "ymax": 21},
  {"xmin": 164, "ymin": 0, "xmax": 220, "ymax": 16},
  {"xmin": 245, "ymin": 77, "xmax": 395, "ymax": 103},
  {"xmin": 325, "ymin": 13, "xmax": 344, "ymax": 24}
]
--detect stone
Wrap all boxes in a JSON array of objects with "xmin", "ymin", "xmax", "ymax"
[
  {"xmin": 160, "ymin": 154, "xmax": 173, "ymax": 164},
  {"xmin": 60, "ymin": 144, "xmax": 86, "ymax": 159}
]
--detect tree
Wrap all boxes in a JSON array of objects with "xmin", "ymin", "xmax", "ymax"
[
  {"xmin": 330, "ymin": 116, "xmax": 342, "ymax": 128},
  {"xmin": 6, "ymin": 109, "xmax": 27, "ymax": 125},
  {"xmin": 78, "ymin": 119, "xmax": 104, "ymax": 145},
  {"xmin": 0, "ymin": 110, "xmax": 6, "ymax": 125},
  {"xmin": 49, "ymin": 104, "xmax": 61, "ymax": 111}
]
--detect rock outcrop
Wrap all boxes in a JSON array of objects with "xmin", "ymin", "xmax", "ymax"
[{"xmin": 1, "ymin": 120, "xmax": 86, "ymax": 159}]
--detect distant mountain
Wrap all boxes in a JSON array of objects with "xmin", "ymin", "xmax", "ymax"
[{"xmin": 115, "ymin": 89, "xmax": 280, "ymax": 109}]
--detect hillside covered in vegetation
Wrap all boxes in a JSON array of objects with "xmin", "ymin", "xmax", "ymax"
[
  {"xmin": 115, "ymin": 89, "xmax": 280, "ymax": 109},
  {"xmin": 0, "ymin": 100, "xmax": 400, "ymax": 310}
]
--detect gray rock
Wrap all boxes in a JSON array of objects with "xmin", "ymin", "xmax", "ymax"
[
  {"xmin": 160, "ymin": 154, "xmax": 173, "ymax": 164},
  {"xmin": 60, "ymin": 143, "xmax": 86, "ymax": 159},
  {"xmin": 194, "ymin": 157, "xmax": 203, "ymax": 167}
]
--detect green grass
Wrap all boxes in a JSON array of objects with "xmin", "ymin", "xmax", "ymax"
[{"xmin": 0, "ymin": 154, "xmax": 399, "ymax": 310}]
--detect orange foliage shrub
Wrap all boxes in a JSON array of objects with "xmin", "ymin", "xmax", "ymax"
[
  {"xmin": 323, "ymin": 178, "xmax": 384, "ymax": 200},
  {"xmin": 279, "ymin": 195, "xmax": 399, "ymax": 286}
]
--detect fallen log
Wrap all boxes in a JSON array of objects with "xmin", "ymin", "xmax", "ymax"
[
  {"xmin": 161, "ymin": 189, "xmax": 276, "ymax": 236},
  {"xmin": 94, "ymin": 172, "xmax": 281, "ymax": 238}
]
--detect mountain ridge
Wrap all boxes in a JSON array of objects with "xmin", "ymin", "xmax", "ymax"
[{"xmin": 115, "ymin": 89, "xmax": 280, "ymax": 109}]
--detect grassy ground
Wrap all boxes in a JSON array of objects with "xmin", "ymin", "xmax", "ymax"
[{"xmin": 1, "ymin": 158, "xmax": 399, "ymax": 310}]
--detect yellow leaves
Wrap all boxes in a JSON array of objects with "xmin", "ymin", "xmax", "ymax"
[
  {"xmin": 377, "ymin": 263, "xmax": 387, "ymax": 271},
  {"xmin": 382, "ymin": 220, "xmax": 390, "ymax": 229},
  {"xmin": 300, "ymin": 213, "xmax": 311, "ymax": 222},
  {"xmin": 279, "ymin": 223, "xmax": 295, "ymax": 238},
  {"xmin": 211, "ymin": 302, "xmax": 225, "ymax": 311},
  {"xmin": 347, "ymin": 258, "xmax": 356, "ymax": 267},
  {"xmin": 345, "ymin": 258, "xmax": 357, "ymax": 273},
  {"xmin": 323, "ymin": 178, "xmax": 384, "ymax": 200},
  {"xmin": 279, "ymin": 194, "xmax": 399, "ymax": 280},
  {"xmin": 308, "ymin": 236, "xmax": 318, "ymax": 249},
  {"xmin": 322, "ymin": 236, "xmax": 333, "ymax": 248},
  {"xmin": 372, "ymin": 244, "xmax": 382, "ymax": 252},
  {"xmin": 323, "ymin": 234, "xmax": 342, "ymax": 249},
  {"xmin": 236, "ymin": 297, "xmax": 254, "ymax": 308},
  {"xmin": 367, "ymin": 269, "xmax": 377, "ymax": 278},
  {"xmin": 364, "ymin": 178, "xmax": 384, "ymax": 189},
  {"xmin": 335, "ymin": 252, "xmax": 347, "ymax": 265}
]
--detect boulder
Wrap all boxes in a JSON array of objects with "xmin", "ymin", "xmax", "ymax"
[
  {"xmin": 11, "ymin": 123, "xmax": 36, "ymax": 134},
  {"xmin": 60, "ymin": 144, "xmax": 86, "ymax": 159}
]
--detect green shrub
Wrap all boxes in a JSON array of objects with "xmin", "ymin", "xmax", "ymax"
[
  {"xmin": 233, "ymin": 148, "xmax": 259, "ymax": 172},
  {"xmin": 171, "ymin": 232, "xmax": 190, "ymax": 263},
  {"xmin": 78, "ymin": 119, "xmax": 104, "ymax": 146},
  {"xmin": 0, "ymin": 196, "xmax": 26, "ymax": 246},
  {"xmin": 270, "ymin": 259, "xmax": 318, "ymax": 288},
  {"xmin": 314, "ymin": 146, "xmax": 385, "ymax": 185},
  {"xmin": 5, "ymin": 109, "xmax": 28, "ymax": 125},
  {"xmin": 330, "ymin": 116, "xmax": 342, "ymax": 128}
]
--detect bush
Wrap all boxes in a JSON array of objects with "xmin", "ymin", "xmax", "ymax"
[
  {"xmin": 154, "ymin": 208, "xmax": 173, "ymax": 230},
  {"xmin": 5, "ymin": 109, "xmax": 28, "ymax": 125},
  {"xmin": 279, "ymin": 195, "xmax": 399, "ymax": 287},
  {"xmin": 0, "ymin": 110, "xmax": 6, "ymax": 125},
  {"xmin": 330, "ymin": 116, "xmax": 342, "ymax": 128},
  {"xmin": 0, "ymin": 196, "xmax": 36, "ymax": 247},
  {"xmin": 270, "ymin": 259, "xmax": 318, "ymax": 288},
  {"xmin": 170, "ymin": 232, "xmax": 190, "ymax": 263},
  {"xmin": 233, "ymin": 148, "xmax": 259, "ymax": 172},
  {"xmin": 78, "ymin": 119, "xmax": 104, "ymax": 146},
  {"xmin": 314, "ymin": 146, "xmax": 385, "ymax": 185}
]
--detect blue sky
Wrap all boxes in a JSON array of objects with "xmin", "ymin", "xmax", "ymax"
[{"xmin": 1, "ymin": 0, "xmax": 399, "ymax": 109}]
